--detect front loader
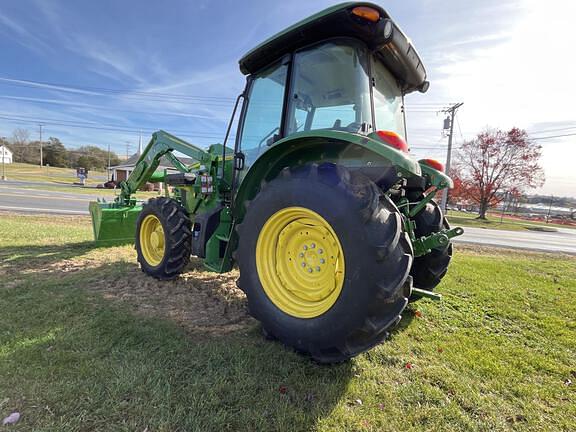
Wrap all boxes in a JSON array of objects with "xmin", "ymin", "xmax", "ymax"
[{"xmin": 90, "ymin": 2, "xmax": 463, "ymax": 363}]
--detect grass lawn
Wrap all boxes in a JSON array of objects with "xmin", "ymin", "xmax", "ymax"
[
  {"xmin": 0, "ymin": 184, "xmax": 160, "ymax": 200},
  {"xmin": 1, "ymin": 163, "xmax": 163, "ymax": 198},
  {"xmin": 447, "ymin": 210, "xmax": 575, "ymax": 232},
  {"xmin": 2, "ymin": 162, "xmax": 107, "ymax": 185},
  {"xmin": 0, "ymin": 214, "xmax": 574, "ymax": 431}
]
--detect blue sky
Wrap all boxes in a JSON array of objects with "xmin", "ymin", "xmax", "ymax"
[{"xmin": 0, "ymin": 0, "xmax": 574, "ymax": 195}]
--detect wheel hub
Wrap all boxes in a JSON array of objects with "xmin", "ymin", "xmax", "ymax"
[
  {"xmin": 256, "ymin": 207, "xmax": 345, "ymax": 318},
  {"xmin": 140, "ymin": 214, "xmax": 166, "ymax": 267}
]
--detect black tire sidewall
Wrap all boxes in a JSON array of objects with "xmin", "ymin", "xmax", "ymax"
[
  {"xmin": 239, "ymin": 175, "xmax": 394, "ymax": 350},
  {"xmin": 136, "ymin": 200, "xmax": 171, "ymax": 275},
  {"xmin": 135, "ymin": 197, "xmax": 190, "ymax": 279},
  {"xmin": 410, "ymin": 200, "xmax": 452, "ymax": 293}
]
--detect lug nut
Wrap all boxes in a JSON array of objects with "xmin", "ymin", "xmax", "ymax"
[
  {"xmin": 318, "ymin": 249, "xmax": 323, "ymax": 254},
  {"xmin": 299, "ymin": 252, "xmax": 304, "ymax": 258},
  {"xmin": 316, "ymin": 266, "xmax": 321, "ymax": 271},
  {"xmin": 301, "ymin": 262, "xmax": 306, "ymax": 267},
  {"xmin": 303, "ymin": 245, "xmax": 308, "ymax": 250},
  {"xmin": 320, "ymin": 258, "xmax": 325, "ymax": 264},
  {"xmin": 307, "ymin": 268, "xmax": 313, "ymax": 273},
  {"xmin": 310, "ymin": 243, "xmax": 315, "ymax": 248}
]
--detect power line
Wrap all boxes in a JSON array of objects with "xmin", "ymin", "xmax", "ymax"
[
  {"xmin": 0, "ymin": 95, "xmax": 228, "ymax": 119},
  {"xmin": 531, "ymin": 133, "xmax": 576, "ymax": 141},
  {"xmin": 0, "ymin": 76, "xmax": 236, "ymax": 102},
  {"xmin": 528, "ymin": 126, "xmax": 576, "ymax": 134},
  {"xmin": 456, "ymin": 116, "xmax": 464, "ymax": 142},
  {"xmin": 0, "ymin": 114, "xmax": 232, "ymax": 140}
]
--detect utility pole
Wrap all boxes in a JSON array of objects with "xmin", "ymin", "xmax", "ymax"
[
  {"xmin": 546, "ymin": 195, "xmax": 553, "ymax": 223},
  {"xmin": 440, "ymin": 102, "xmax": 463, "ymax": 212},
  {"xmin": 500, "ymin": 191, "xmax": 509, "ymax": 224},
  {"xmin": 38, "ymin": 123, "xmax": 44, "ymax": 168},
  {"xmin": 138, "ymin": 130, "xmax": 143, "ymax": 156},
  {"xmin": 1, "ymin": 144, "xmax": 6, "ymax": 181},
  {"xmin": 107, "ymin": 142, "xmax": 111, "ymax": 181}
]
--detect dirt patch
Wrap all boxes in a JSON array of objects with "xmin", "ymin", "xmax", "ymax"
[
  {"xmin": 2, "ymin": 242, "xmax": 254, "ymax": 336},
  {"xmin": 92, "ymin": 262, "xmax": 253, "ymax": 336}
]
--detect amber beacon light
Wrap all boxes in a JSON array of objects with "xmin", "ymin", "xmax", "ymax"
[{"xmin": 351, "ymin": 6, "xmax": 381, "ymax": 22}]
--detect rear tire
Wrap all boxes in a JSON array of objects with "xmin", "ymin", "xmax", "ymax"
[
  {"xmin": 135, "ymin": 197, "xmax": 192, "ymax": 280},
  {"xmin": 409, "ymin": 200, "xmax": 452, "ymax": 301},
  {"xmin": 236, "ymin": 163, "xmax": 413, "ymax": 363}
]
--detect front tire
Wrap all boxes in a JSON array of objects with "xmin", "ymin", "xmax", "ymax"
[
  {"xmin": 236, "ymin": 164, "xmax": 413, "ymax": 363},
  {"xmin": 135, "ymin": 197, "xmax": 192, "ymax": 280}
]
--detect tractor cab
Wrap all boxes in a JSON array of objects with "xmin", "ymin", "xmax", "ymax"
[{"xmin": 236, "ymin": 2, "xmax": 429, "ymax": 169}]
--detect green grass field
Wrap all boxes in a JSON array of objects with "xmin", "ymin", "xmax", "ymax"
[
  {"xmin": 0, "ymin": 162, "xmax": 161, "ymax": 198},
  {"xmin": 447, "ymin": 210, "xmax": 575, "ymax": 232},
  {"xmin": 2, "ymin": 162, "xmax": 107, "ymax": 185},
  {"xmin": 0, "ymin": 214, "xmax": 574, "ymax": 431}
]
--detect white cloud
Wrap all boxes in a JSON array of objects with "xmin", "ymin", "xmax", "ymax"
[{"xmin": 408, "ymin": 0, "xmax": 576, "ymax": 196}]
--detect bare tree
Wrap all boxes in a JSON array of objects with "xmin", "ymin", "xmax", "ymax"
[{"xmin": 10, "ymin": 128, "xmax": 36, "ymax": 163}]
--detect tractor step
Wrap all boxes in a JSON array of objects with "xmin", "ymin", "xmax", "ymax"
[
  {"xmin": 411, "ymin": 288, "xmax": 442, "ymax": 301},
  {"xmin": 203, "ymin": 208, "xmax": 235, "ymax": 273}
]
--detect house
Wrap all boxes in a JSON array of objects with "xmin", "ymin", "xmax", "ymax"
[
  {"xmin": 108, "ymin": 153, "xmax": 194, "ymax": 182},
  {"xmin": 0, "ymin": 145, "xmax": 13, "ymax": 164}
]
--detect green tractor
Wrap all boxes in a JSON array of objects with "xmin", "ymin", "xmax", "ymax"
[{"xmin": 90, "ymin": 2, "xmax": 463, "ymax": 363}]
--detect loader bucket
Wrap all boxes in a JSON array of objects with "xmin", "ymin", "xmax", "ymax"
[{"xmin": 89, "ymin": 201, "xmax": 142, "ymax": 243}]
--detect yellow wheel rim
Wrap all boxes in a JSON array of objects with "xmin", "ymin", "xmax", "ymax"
[
  {"xmin": 256, "ymin": 207, "xmax": 345, "ymax": 318},
  {"xmin": 140, "ymin": 214, "xmax": 165, "ymax": 267}
]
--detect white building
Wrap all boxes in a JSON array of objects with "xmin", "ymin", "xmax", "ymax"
[
  {"xmin": 108, "ymin": 153, "xmax": 194, "ymax": 183},
  {"xmin": 0, "ymin": 145, "xmax": 13, "ymax": 164}
]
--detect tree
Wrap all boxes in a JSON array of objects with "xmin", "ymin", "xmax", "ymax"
[
  {"xmin": 451, "ymin": 128, "xmax": 545, "ymax": 219},
  {"xmin": 10, "ymin": 128, "xmax": 37, "ymax": 164},
  {"xmin": 43, "ymin": 137, "xmax": 68, "ymax": 167},
  {"xmin": 74, "ymin": 146, "xmax": 120, "ymax": 170}
]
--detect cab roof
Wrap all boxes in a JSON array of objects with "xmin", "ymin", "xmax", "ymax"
[{"xmin": 238, "ymin": 2, "xmax": 429, "ymax": 94}]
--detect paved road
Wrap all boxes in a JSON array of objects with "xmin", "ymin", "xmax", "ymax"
[
  {"xmin": 454, "ymin": 225, "xmax": 576, "ymax": 254},
  {"xmin": 0, "ymin": 179, "xmax": 107, "ymax": 189},
  {"xmin": 1, "ymin": 183, "xmax": 575, "ymax": 254},
  {"xmin": 0, "ymin": 183, "xmax": 114, "ymax": 215}
]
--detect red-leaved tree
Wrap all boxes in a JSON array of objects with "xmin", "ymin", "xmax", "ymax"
[{"xmin": 451, "ymin": 128, "xmax": 544, "ymax": 219}]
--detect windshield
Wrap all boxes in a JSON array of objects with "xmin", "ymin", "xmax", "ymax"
[
  {"xmin": 373, "ymin": 58, "xmax": 405, "ymax": 138},
  {"xmin": 286, "ymin": 40, "xmax": 372, "ymax": 135}
]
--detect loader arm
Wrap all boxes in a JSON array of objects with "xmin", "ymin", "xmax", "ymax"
[{"xmin": 117, "ymin": 130, "xmax": 212, "ymax": 205}]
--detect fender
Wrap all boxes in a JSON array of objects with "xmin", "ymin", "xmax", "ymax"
[
  {"xmin": 418, "ymin": 161, "xmax": 454, "ymax": 190},
  {"xmin": 233, "ymin": 130, "xmax": 422, "ymax": 221}
]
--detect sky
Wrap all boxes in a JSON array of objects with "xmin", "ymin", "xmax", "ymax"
[{"xmin": 0, "ymin": 0, "xmax": 574, "ymax": 196}]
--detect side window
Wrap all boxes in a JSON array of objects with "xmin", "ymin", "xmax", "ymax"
[
  {"xmin": 240, "ymin": 62, "xmax": 288, "ymax": 167},
  {"xmin": 373, "ymin": 59, "xmax": 405, "ymax": 137},
  {"xmin": 286, "ymin": 41, "xmax": 372, "ymax": 135}
]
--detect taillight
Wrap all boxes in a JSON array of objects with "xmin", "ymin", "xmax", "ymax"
[
  {"xmin": 420, "ymin": 158, "xmax": 445, "ymax": 172},
  {"xmin": 375, "ymin": 130, "xmax": 409, "ymax": 153},
  {"xmin": 351, "ymin": 6, "xmax": 380, "ymax": 22}
]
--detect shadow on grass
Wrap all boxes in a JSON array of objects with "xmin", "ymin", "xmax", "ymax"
[
  {"xmin": 0, "ymin": 261, "xmax": 353, "ymax": 431},
  {"xmin": 0, "ymin": 241, "xmax": 104, "ymax": 274},
  {"xmin": 394, "ymin": 306, "xmax": 416, "ymax": 335}
]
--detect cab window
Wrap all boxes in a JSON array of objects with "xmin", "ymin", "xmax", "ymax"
[{"xmin": 239, "ymin": 62, "xmax": 288, "ymax": 167}]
